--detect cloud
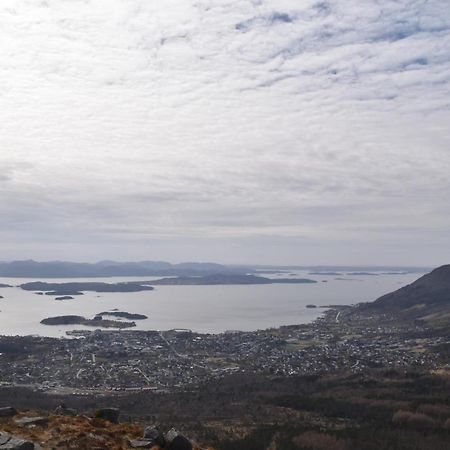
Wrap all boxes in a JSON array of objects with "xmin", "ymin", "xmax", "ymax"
[{"xmin": 0, "ymin": 0, "xmax": 449, "ymax": 264}]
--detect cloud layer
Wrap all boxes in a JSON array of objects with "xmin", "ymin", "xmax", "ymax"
[{"xmin": 0, "ymin": 0, "xmax": 449, "ymax": 264}]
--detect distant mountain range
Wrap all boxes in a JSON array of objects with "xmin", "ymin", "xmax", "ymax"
[
  {"xmin": 0, "ymin": 260, "xmax": 430, "ymax": 278},
  {"xmin": 0, "ymin": 260, "xmax": 245, "ymax": 278},
  {"xmin": 365, "ymin": 264, "xmax": 450, "ymax": 329}
]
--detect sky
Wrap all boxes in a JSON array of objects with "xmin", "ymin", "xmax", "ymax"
[{"xmin": 0, "ymin": 0, "xmax": 449, "ymax": 266}]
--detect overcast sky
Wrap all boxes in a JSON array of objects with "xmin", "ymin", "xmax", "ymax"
[{"xmin": 0, "ymin": 0, "xmax": 449, "ymax": 266}]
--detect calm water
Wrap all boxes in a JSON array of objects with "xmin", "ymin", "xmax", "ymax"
[{"xmin": 0, "ymin": 271, "xmax": 425, "ymax": 337}]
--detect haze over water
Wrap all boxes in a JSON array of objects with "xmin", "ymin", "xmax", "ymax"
[{"xmin": 0, "ymin": 271, "xmax": 424, "ymax": 337}]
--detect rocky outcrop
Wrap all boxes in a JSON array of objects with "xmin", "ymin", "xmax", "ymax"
[
  {"xmin": 54, "ymin": 406, "xmax": 77, "ymax": 417},
  {"xmin": 128, "ymin": 426, "xmax": 192, "ymax": 450},
  {"xmin": 1, "ymin": 408, "xmax": 201, "ymax": 450},
  {"xmin": 15, "ymin": 417, "xmax": 49, "ymax": 427},
  {"xmin": 166, "ymin": 428, "xmax": 193, "ymax": 450},
  {"xmin": 143, "ymin": 426, "xmax": 165, "ymax": 446},
  {"xmin": 0, "ymin": 432, "xmax": 36, "ymax": 449}
]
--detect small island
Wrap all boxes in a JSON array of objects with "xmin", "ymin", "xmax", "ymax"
[
  {"xmin": 20, "ymin": 281, "xmax": 155, "ymax": 296},
  {"xmin": 40, "ymin": 315, "xmax": 136, "ymax": 328},
  {"xmin": 0, "ymin": 283, "xmax": 12, "ymax": 288},
  {"xmin": 309, "ymin": 272, "xmax": 342, "ymax": 276},
  {"xmin": 55, "ymin": 296, "xmax": 74, "ymax": 301},
  {"xmin": 46, "ymin": 290, "xmax": 83, "ymax": 296},
  {"xmin": 98, "ymin": 311, "xmax": 148, "ymax": 320}
]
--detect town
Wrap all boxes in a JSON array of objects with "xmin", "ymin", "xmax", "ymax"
[{"xmin": 0, "ymin": 306, "xmax": 447, "ymax": 394}]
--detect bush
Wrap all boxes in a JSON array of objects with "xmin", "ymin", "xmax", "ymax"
[
  {"xmin": 392, "ymin": 410, "xmax": 437, "ymax": 430},
  {"xmin": 416, "ymin": 403, "xmax": 450, "ymax": 420},
  {"xmin": 292, "ymin": 431, "xmax": 347, "ymax": 450}
]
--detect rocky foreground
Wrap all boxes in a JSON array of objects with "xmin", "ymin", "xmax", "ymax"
[{"xmin": 0, "ymin": 406, "xmax": 211, "ymax": 450}]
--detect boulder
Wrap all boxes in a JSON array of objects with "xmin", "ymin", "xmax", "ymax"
[
  {"xmin": 94, "ymin": 408, "xmax": 120, "ymax": 423},
  {"xmin": 143, "ymin": 427, "xmax": 165, "ymax": 446},
  {"xmin": 0, "ymin": 432, "xmax": 35, "ymax": 449},
  {"xmin": 54, "ymin": 405, "xmax": 77, "ymax": 417},
  {"xmin": 165, "ymin": 429, "xmax": 192, "ymax": 450},
  {"xmin": 0, "ymin": 407, "xmax": 17, "ymax": 418},
  {"xmin": 14, "ymin": 417, "xmax": 49, "ymax": 427}
]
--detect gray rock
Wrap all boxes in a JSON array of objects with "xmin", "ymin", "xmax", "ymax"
[
  {"xmin": 128, "ymin": 440, "xmax": 155, "ymax": 448},
  {"xmin": 54, "ymin": 405, "xmax": 77, "ymax": 417},
  {"xmin": 0, "ymin": 434, "xmax": 10, "ymax": 446},
  {"xmin": 0, "ymin": 407, "xmax": 17, "ymax": 417},
  {"xmin": 94, "ymin": 407, "xmax": 120, "ymax": 423},
  {"xmin": 14, "ymin": 416, "xmax": 49, "ymax": 427},
  {"xmin": 0, "ymin": 432, "xmax": 35, "ymax": 449},
  {"xmin": 165, "ymin": 429, "xmax": 192, "ymax": 450},
  {"xmin": 165, "ymin": 428, "xmax": 179, "ymax": 444},
  {"xmin": 143, "ymin": 427, "xmax": 165, "ymax": 446}
]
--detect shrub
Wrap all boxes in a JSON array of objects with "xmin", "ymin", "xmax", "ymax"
[
  {"xmin": 292, "ymin": 431, "xmax": 347, "ymax": 450},
  {"xmin": 416, "ymin": 403, "xmax": 450, "ymax": 419},
  {"xmin": 392, "ymin": 410, "xmax": 437, "ymax": 430}
]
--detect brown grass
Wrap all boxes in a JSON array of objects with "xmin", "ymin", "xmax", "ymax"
[
  {"xmin": 292, "ymin": 431, "xmax": 348, "ymax": 450},
  {"xmin": 0, "ymin": 411, "xmax": 209, "ymax": 449}
]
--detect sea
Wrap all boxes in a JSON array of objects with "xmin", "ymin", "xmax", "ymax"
[{"xmin": 0, "ymin": 270, "xmax": 426, "ymax": 337}]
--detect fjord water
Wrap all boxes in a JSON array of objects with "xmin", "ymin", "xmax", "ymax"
[{"xmin": 0, "ymin": 271, "xmax": 425, "ymax": 337}]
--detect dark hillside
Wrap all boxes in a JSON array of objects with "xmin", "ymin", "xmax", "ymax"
[{"xmin": 365, "ymin": 265, "xmax": 450, "ymax": 327}]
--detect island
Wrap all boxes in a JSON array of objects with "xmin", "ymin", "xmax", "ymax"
[
  {"xmin": 20, "ymin": 281, "xmax": 155, "ymax": 296},
  {"xmin": 149, "ymin": 274, "xmax": 317, "ymax": 285},
  {"xmin": 54, "ymin": 296, "xmax": 74, "ymax": 301},
  {"xmin": 46, "ymin": 290, "xmax": 83, "ymax": 296},
  {"xmin": 98, "ymin": 311, "xmax": 148, "ymax": 320},
  {"xmin": 19, "ymin": 276, "xmax": 316, "ymax": 294},
  {"xmin": 308, "ymin": 272, "xmax": 342, "ymax": 276},
  {"xmin": 40, "ymin": 315, "xmax": 136, "ymax": 328},
  {"xmin": 346, "ymin": 272, "xmax": 379, "ymax": 276},
  {"xmin": 0, "ymin": 283, "xmax": 12, "ymax": 288}
]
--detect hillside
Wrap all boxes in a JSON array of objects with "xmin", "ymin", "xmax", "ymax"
[
  {"xmin": 366, "ymin": 265, "xmax": 450, "ymax": 327},
  {"xmin": 0, "ymin": 407, "xmax": 211, "ymax": 450}
]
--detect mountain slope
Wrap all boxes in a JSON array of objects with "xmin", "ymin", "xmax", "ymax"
[{"xmin": 366, "ymin": 265, "xmax": 450, "ymax": 327}]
